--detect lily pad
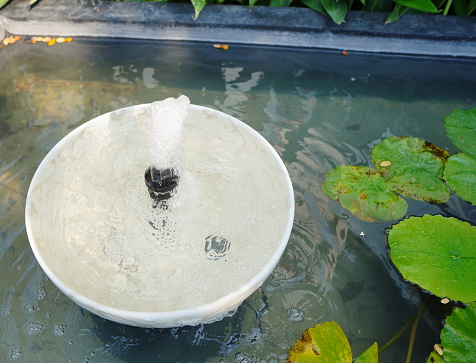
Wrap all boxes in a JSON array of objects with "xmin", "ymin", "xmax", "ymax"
[
  {"xmin": 444, "ymin": 108, "xmax": 476, "ymax": 160},
  {"xmin": 322, "ymin": 165, "xmax": 407, "ymax": 222},
  {"xmin": 440, "ymin": 302, "xmax": 476, "ymax": 362},
  {"xmin": 354, "ymin": 342, "xmax": 378, "ymax": 363},
  {"xmin": 371, "ymin": 136, "xmax": 450, "ymax": 202},
  {"xmin": 388, "ymin": 215, "xmax": 476, "ymax": 303},
  {"xmin": 426, "ymin": 350, "xmax": 445, "ymax": 363},
  {"xmin": 444, "ymin": 153, "xmax": 476, "ymax": 205},
  {"xmin": 287, "ymin": 321, "xmax": 352, "ymax": 362}
]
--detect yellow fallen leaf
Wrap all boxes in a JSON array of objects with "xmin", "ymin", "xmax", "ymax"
[
  {"xmin": 42, "ymin": 37, "xmax": 51, "ymax": 43},
  {"xmin": 56, "ymin": 37, "xmax": 66, "ymax": 43},
  {"xmin": 380, "ymin": 160, "xmax": 392, "ymax": 167},
  {"xmin": 47, "ymin": 38, "xmax": 56, "ymax": 46},
  {"xmin": 64, "ymin": 37, "xmax": 73, "ymax": 43}
]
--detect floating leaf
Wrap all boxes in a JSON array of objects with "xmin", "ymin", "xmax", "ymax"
[
  {"xmin": 0, "ymin": 0, "xmax": 10, "ymax": 9},
  {"xmin": 440, "ymin": 302, "xmax": 476, "ymax": 362},
  {"xmin": 354, "ymin": 342, "xmax": 378, "ymax": 363},
  {"xmin": 444, "ymin": 153, "xmax": 476, "ymax": 205},
  {"xmin": 287, "ymin": 321, "xmax": 352, "ymax": 362},
  {"xmin": 322, "ymin": 165, "xmax": 407, "ymax": 222},
  {"xmin": 388, "ymin": 215, "xmax": 476, "ymax": 303},
  {"xmin": 372, "ymin": 136, "xmax": 450, "ymax": 202},
  {"xmin": 426, "ymin": 350, "xmax": 444, "ymax": 363},
  {"xmin": 444, "ymin": 108, "xmax": 476, "ymax": 160}
]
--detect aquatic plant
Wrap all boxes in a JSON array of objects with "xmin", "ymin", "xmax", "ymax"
[
  {"xmin": 287, "ymin": 321, "xmax": 378, "ymax": 363},
  {"xmin": 292, "ymin": 107, "xmax": 476, "ymax": 362}
]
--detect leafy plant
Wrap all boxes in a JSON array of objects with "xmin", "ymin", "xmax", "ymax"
[
  {"xmin": 314, "ymin": 107, "xmax": 476, "ymax": 361},
  {"xmin": 372, "ymin": 137, "xmax": 450, "ymax": 203},
  {"xmin": 3, "ymin": 0, "xmax": 473, "ymax": 24},
  {"xmin": 322, "ymin": 108, "xmax": 476, "ymax": 222},
  {"xmin": 287, "ymin": 321, "xmax": 378, "ymax": 362},
  {"xmin": 321, "ymin": 165, "xmax": 407, "ymax": 222},
  {"xmin": 388, "ymin": 214, "xmax": 476, "ymax": 303},
  {"xmin": 444, "ymin": 153, "xmax": 476, "ymax": 205},
  {"xmin": 440, "ymin": 302, "xmax": 476, "ymax": 362}
]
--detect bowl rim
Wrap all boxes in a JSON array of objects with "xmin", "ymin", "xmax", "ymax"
[{"xmin": 25, "ymin": 103, "xmax": 295, "ymax": 327}]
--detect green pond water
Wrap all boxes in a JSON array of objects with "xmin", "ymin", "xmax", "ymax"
[{"xmin": 1, "ymin": 38, "xmax": 475, "ymax": 362}]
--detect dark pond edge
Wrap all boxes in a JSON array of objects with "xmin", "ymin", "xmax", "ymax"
[{"xmin": 0, "ymin": 0, "xmax": 475, "ymax": 57}]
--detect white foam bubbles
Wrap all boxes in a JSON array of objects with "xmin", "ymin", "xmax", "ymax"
[{"xmin": 147, "ymin": 95, "xmax": 190, "ymax": 174}]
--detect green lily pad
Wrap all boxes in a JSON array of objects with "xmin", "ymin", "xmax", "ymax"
[
  {"xmin": 444, "ymin": 108, "xmax": 476, "ymax": 160},
  {"xmin": 388, "ymin": 215, "xmax": 476, "ymax": 303},
  {"xmin": 426, "ymin": 350, "xmax": 445, "ymax": 363},
  {"xmin": 354, "ymin": 342, "xmax": 378, "ymax": 363},
  {"xmin": 371, "ymin": 136, "xmax": 450, "ymax": 202},
  {"xmin": 440, "ymin": 302, "xmax": 476, "ymax": 362},
  {"xmin": 322, "ymin": 165, "xmax": 407, "ymax": 222},
  {"xmin": 287, "ymin": 321, "xmax": 352, "ymax": 362},
  {"xmin": 444, "ymin": 153, "xmax": 476, "ymax": 205}
]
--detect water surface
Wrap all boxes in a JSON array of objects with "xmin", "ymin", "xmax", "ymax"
[{"xmin": 1, "ymin": 38, "xmax": 475, "ymax": 362}]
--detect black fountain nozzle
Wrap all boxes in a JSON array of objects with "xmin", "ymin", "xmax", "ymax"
[{"xmin": 144, "ymin": 166, "xmax": 179, "ymax": 201}]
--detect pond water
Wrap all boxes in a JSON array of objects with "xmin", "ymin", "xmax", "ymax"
[{"xmin": 1, "ymin": 38, "xmax": 475, "ymax": 362}]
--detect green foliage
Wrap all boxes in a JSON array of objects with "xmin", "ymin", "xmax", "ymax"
[
  {"xmin": 190, "ymin": 0, "xmax": 206, "ymax": 18},
  {"xmin": 321, "ymin": 165, "xmax": 407, "ymax": 222},
  {"xmin": 444, "ymin": 108, "xmax": 476, "ymax": 160},
  {"xmin": 388, "ymin": 215, "xmax": 476, "ymax": 303},
  {"xmin": 287, "ymin": 321, "xmax": 378, "ymax": 362},
  {"xmin": 354, "ymin": 342, "xmax": 378, "ymax": 363},
  {"xmin": 440, "ymin": 302, "xmax": 476, "ymax": 362},
  {"xmin": 321, "ymin": 0, "xmax": 348, "ymax": 24},
  {"xmin": 426, "ymin": 350, "xmax": 445, "ymax": 363},
  {"xmin": 393, "ymin": 0, "xmax": 439, "ymax": 12},
  {"xmin": 372, "ymin": 136, "xmax": 450, "ymax": 203},
  {"xmin": 1, "ymin": 0, "xmax": 474, "ymax": 23},
  {"xmin": 444, "ymin": 153, "xmax": 476, "ymax": 205}
]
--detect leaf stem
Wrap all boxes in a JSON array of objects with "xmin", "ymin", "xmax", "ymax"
[
  {"xmin": 378, "ymin": 315, "xmax": 416, "ymax": 354},
  {"xmin": 406, "ymin": 295, "xmax": 430, "ymax": 363},
  {"xmin": 443, "ymin": 0, "xmax": 453, "ymax": 15}
]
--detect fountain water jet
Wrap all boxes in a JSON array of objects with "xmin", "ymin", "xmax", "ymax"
[
  {"xmin": 145, "ymin": 96, "xmax": 189, "ymax": 202},
  {"xmin": 25, "ymin": 97, "xmax": 294, "ymax": 328}
]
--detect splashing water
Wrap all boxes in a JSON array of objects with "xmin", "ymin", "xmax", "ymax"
[{"xmin": 147, "ymin": 96, "xmax": 190, "ymax": 175}]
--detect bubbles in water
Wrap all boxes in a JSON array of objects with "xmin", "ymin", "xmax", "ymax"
[
  {"xmin": 287, "ymin": 307, "xmax": 304, "ymax": 322},
  {"xmin": 25, "ymin": 322, "xmax": 43, "ymax": 335},
  {"xmin": 24, "ymin": 303, "xmax": 35, "ymax": 313},
  {"xmin": 383, "ymin": 227, "xmax": 391, "ymax": 235},
  {"xmin": 11, "ymin": 347, "xmax": 21, "ymax": 360},
  {"xmin": 37, "ymin": 288, "xmax": 46, "ymax": 300},
  {"xmin": 204, "ymin": 235, "xmax": 230, "ymax": 261},
  {"xmin": 53, "ymin": 324, "xmax": 66, "ymax": 336},
  {"xmin": 147, "ymin": 96, "xmax": 189, "ymax": 173}
]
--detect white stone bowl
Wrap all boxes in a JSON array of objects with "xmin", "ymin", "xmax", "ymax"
[{"xmin": 25, "ymin": 104, "xmax": 294, "ymax": 328}]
